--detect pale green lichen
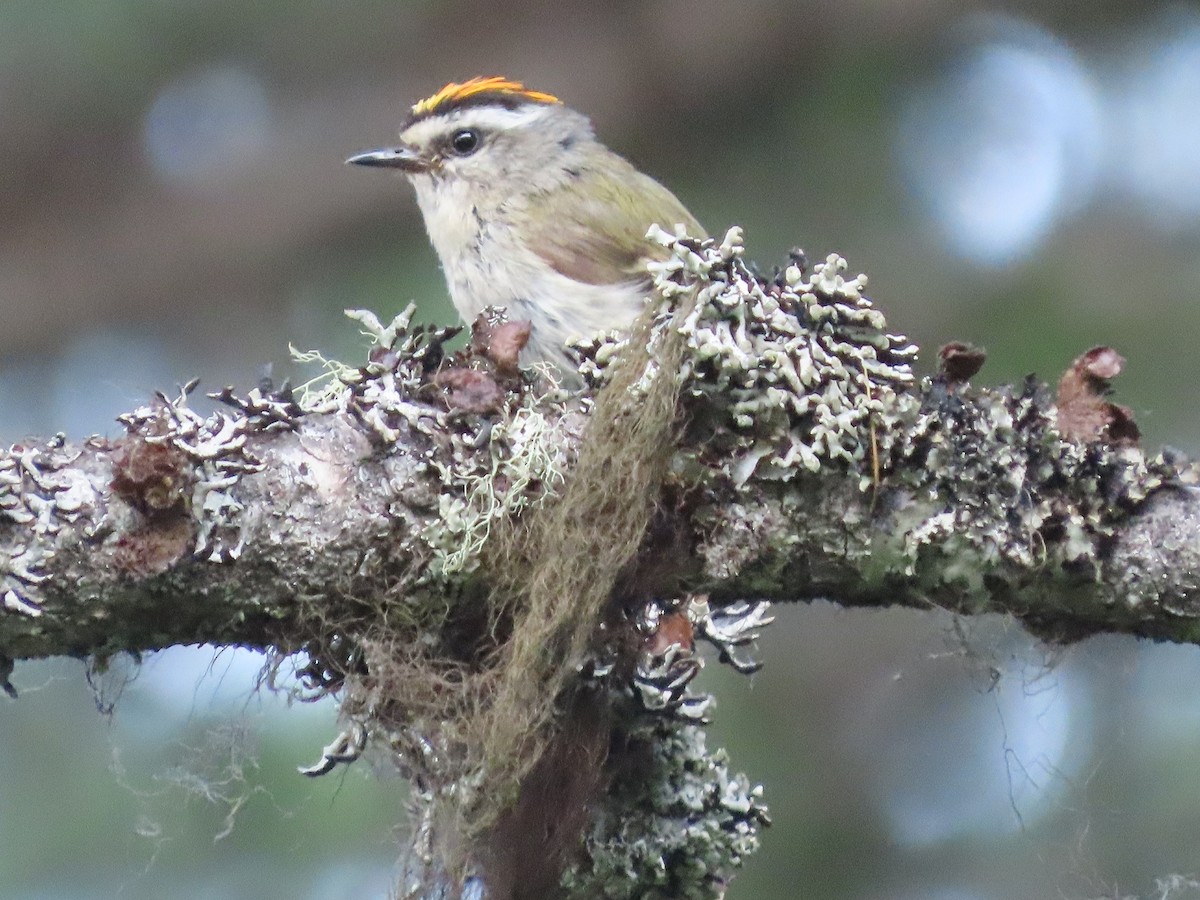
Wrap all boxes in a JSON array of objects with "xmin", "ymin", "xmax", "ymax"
[
  {"xmin": 422, "ymin": 400, "xmax": 570, "ymax": 578},
  {"xmin": 292, "ymin": 306, "xmax": 428, "ymax": 412},
  {"xmin": 293, "ymin": 306, "xmax": 458, "ymax": 436},
  {"xmin": 293, "ymin": 307, "xmax": 573, "ymax": 581}
]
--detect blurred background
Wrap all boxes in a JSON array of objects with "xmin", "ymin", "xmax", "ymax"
[{"xmin": 4, "ymin": 1, "xmax": 1200, "ymax": 897}]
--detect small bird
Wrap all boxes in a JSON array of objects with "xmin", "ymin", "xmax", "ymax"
[{"xmin": 347, "ymin": 76, "xmax": 705, "ymax": 383}]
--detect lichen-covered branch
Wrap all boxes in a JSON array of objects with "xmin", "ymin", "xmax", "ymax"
[{"xmin": 2, "ymin": 230, "xmax": 1197, "ymax": 898}]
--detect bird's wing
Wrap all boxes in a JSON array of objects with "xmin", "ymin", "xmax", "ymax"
[{"xmin": 523, "ymin": 158, "xmax": 705, "ymax": 287}]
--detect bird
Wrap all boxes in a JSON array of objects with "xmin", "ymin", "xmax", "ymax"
[{"xmin": 347, "ymin": 76, "xmax": 705, "ymax": 384}]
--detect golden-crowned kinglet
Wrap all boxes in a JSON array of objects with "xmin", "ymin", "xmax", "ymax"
[{"xmin": 348, "ymin": 76, "xmax": 705, "ymax": 383}]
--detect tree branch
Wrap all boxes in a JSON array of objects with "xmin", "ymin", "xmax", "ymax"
[{"xmin": 2, "ymin": 230, "xmax": 1196, "ymax": 898}]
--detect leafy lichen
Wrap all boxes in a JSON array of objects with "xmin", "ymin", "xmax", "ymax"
[{"xmin": 562, "ymin": 718, "xmax": 768, "ymax": 900}]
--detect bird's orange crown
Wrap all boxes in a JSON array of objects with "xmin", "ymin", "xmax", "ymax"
[{"xmin": 409, "ymin": 77, "xmax": 560, "ymax": 119}]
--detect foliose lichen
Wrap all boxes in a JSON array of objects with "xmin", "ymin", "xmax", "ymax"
[
  {"xmin": 612, "ymin": 228, "xmax": 1196, "ymax": 626},
  {"xmin": 561, "ymin": 718, "xmax": 769, "ymax": 900},
  {"xmin": 0, "ymin": 433, "xmax": 96, "ymax": 620},
  {"xmin": 893, "ymin": 375, "xmax": 1198, "ymax": 603},
  {"xmin": 574, "ymin": 227, "xmax": 919, "ymax": 489},
  {"xmin": 117, "ymin": 383, "xmax": 265, "ymax": 562}
]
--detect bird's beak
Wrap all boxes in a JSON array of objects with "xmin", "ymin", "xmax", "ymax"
[{"xmin": 345, "ymin": 146, "xmax": 429, "ymax": 173}]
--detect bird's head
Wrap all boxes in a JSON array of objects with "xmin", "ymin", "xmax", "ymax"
[{"xmin": 347, "ymin": 76, "xmax": 596, "ymax": 191}]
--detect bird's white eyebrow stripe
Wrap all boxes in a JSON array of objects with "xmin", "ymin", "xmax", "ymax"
[{"xmin": 400, "ymin": 105, "xmax": 552, "ymax": 143}]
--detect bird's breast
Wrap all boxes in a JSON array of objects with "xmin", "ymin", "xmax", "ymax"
[{"xmin": 410, "ymin": 177, "xmax": 646, "ymax": 376}]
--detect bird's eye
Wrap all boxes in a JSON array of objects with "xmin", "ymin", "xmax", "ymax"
[{"xmin": 450, "ymin": 128, "xmax": 480, "ymax": 156}]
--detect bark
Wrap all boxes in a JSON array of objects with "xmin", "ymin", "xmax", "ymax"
[{"xmin": 2, "ymin": 379, "xmax": 1196, "ymax": 672}]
